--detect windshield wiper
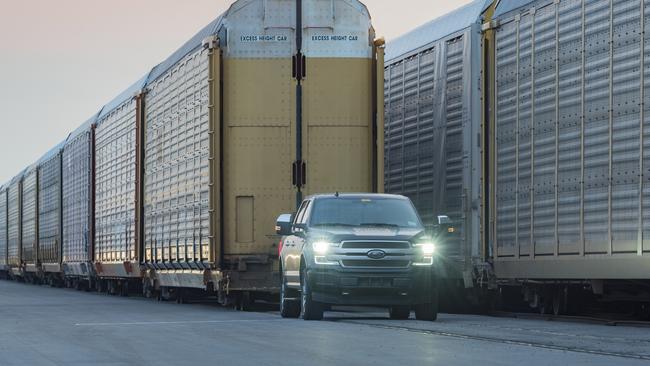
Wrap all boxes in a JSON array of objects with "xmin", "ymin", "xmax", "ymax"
[{"xmin": 360, "ymin": 223, "xmax": 400, "ymax": 228}]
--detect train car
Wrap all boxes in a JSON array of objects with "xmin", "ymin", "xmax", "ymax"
[
  {"xmin": 383, "ymin": 0, "xmax": 494, "ymax": 307},
  {"xmin": 37, "ymin": 143, "xmax": 65, "ymax": 285},
  {"xmin": 485, "ymin": 0, "xmax": 650, "ymax": 313},
  {"xmin": 0, "ymin": 185, "xmax": 7, "ymax": 278},
  {"xmin": 61, "ymin": 117, "xmax": 98, "ymax": 289},
  {"xmin": 140, "ymin": 0, "xmax": 383, "ymax": 304},
  {"xmin": 21, "ymin": 165, "xmax": 39, "ymax": 282},
  {"xmin": 1, "ymin": 0, "xmax": 382, "ymax": 305},
  {"xmin": 7, "ymin": 173, "xmax": 24, "ymax": 279},
  {"xmin": 93, "ymin": 75, "xmax": 149, "ymax": 294}
]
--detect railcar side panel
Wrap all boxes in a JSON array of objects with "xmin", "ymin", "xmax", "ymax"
[
  {"xmin": 7, "ymin": 180, "xmax": 21, "ymax": 270},
  {"xmin": 143, "ymin": 48, "xmax": 212, "ymax": 267},
  {"xmin": 21, "ymin": 169, "xmax": 38, "ymax": 271},
  {"xmin": 492, "ymin": 0, "xmax": 650, "ymax": 279},
  {"xmin": 0, "ymin": 188, "xmax": 7, "ymax": 270},
  {"xmin": 384, "ymin": 9, "xmax": 485, "ymax": 281},
  {"xmin": 95, "ymin": 100, "xmax": 140, "ymax": 277},
  {"xmin": 39, "ymin": 154, "xmax": 63, "ymax": 273},
  {"xmin": 62, "ymin": 127, "xmax": 94, "ymax": 277}
]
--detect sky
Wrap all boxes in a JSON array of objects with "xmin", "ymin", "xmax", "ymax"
[{"xmin": 0, "ymin": 0, "xmax": 472, "ymax": 184}]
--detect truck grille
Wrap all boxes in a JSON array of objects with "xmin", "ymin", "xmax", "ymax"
[
  {"xmin": 340, "ymin": 241, "xmax": 411, "ymax": 249},
  {"xmin": 332, "ymin": 241, "xmax": 415, "ymax": 269},
  {"xmin": 340, "ymin": 260, "xmax": 410, "ymax": 268}
]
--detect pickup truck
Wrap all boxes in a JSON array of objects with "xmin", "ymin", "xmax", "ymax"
[{"xmin": 276, "ymin": 193, "xmax": 438, "ymax": 321}]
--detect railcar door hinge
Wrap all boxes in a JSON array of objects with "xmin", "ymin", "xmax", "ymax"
[
  {"xmin": 292, "ymin": 160, "xmax": 306, "ymax": 187},
  {"xmin": 292, "ymin": 53, "xmax": 306, "ymax": 79}
]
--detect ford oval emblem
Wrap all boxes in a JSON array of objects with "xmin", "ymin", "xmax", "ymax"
[{"xmin": 367, "ymin": 249, "xmax": 386, "ymax": 260}]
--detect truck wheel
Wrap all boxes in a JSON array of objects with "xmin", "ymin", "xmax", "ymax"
[
  {"xmin": 300, "ymin": 270, "xmax": 323, "ymax": 321},
  {"xmin": 415, "ymin": 281, "xmax": 439, "ymax": 321},
  {"xmin": 389, "ymin": 306, "xmax": 410, "ymax": 320},
  {"xmin": 280, "ymin": 275, "xmax": 301, "ymax": 318}
]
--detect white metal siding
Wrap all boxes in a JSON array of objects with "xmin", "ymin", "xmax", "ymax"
[
  {"xmin": 0, "ymin": 189, "xmax": 7, "ymax": 267},
  {"xmin": 384, "ymin": 28, "xmax": 481, "ymax": 261},
  {"xmin": 494, "ymin": 0, "xmax": 650, "ymax": 260},
  {"xmin": 95, "ymin": 101, "xmax": 138, "ymax": 263},
  {"xmin": 143, "ymin": 48, "xmax": 211, "ymax": 266},
  {"xmin": 39, "ymin": 155, "xmax": 62, "ymax": 265},
  {"xmin": 21, "ymin": 170, "xmax": 37, "ymax": 264},
  {"xmin": 7, "ymin": 182, "xmax": 20, "ymax": 267},
  {"xmin": 62, "ymin": 131, "xmax": 92, "ymax": 264}
]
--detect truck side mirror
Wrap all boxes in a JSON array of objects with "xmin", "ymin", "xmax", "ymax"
[
  {"xmin": 437, "ymin": 215, "xmax": 451, "ymax": 225},
  {"xmin": 275, "ymin": 213, "xmax": 293, "ymax": 236},
  {"xmin": 435, "ymin": 215, "xmax": 455, "ymax": 234}
]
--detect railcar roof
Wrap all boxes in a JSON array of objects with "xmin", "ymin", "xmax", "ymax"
[
  {"xmin": 493, "ymin": 0, "xmax": 537, "ymax": 18},
  {"xmin": 385, "ymin": 0, "xmax": 490, "ymax": 63}
]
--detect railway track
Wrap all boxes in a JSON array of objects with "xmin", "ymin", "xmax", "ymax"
[
  {"xmin": 333, "ymin": 317, "xmax": 650, "ymax": 361},
  {"xmin": 491, "ymin": 311, "xmax": 650, "ymax": 328}
]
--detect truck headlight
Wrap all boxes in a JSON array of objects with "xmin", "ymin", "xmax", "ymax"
[
  {"xmin": 418, "ymin": 243, "xmax": 436, "ymax": 255},
  {"xmin": 413, "ymin": 242, "xmax": 436, "ymax": 266},
  {"xmin": 312, "ymin": 241, "xmax": 332, "ymax": 255},
  {"xmin": 312, "ymin": 242, "xmax": 337, "ymax": 265}
]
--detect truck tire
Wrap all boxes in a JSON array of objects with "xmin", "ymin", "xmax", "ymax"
[
  {"xmin": 300, "ymin": 270, "xmax": 323, "ymax": 321},
  {"xmin": 280, "ymin": 275, "xmax": 301, "ymax": 318},
  {"xmin": 389, "ymin": 306, "xmax": 411, "ymax": 320},
  {"xmin": 415, "ymin": 280, "xmax": 439, "ymax": 321}
]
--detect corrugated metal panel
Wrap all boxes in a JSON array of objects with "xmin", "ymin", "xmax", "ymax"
[
  {"xmin": 556, "ymin": 0, "xmax": 582, "ymax": 254},
  {"xmin": 95, "ymin": 96, "xmax": 138, "ymax": 264},
  {"xmin": 7, "ymin": 179, "xmax": 21, "ymax": 267},
  {"xmin": 385, "ymin": 0, "xmax": 489, "ymax": 62},
  {"xmin": 495, "ymin": 16, "xmax": 518, "ymax": 256},
  {"xmin": 21, "ymin": 168, "xmax": 38, "ymax": 265},
  {"xmin": 531, "ymin": 4, "xmax": 556, "ymax": 256},
  {"xmin": 143, "ymin": 47, "xmax": 211, "ymax": 266},
  {"xmin": 494, "ymin": 0, "xmax": 650, "ymax": 265},
  {"xmin": 385, "ymin": 22, "xmax": 482, "ymax": 264},
  {"xmin": 62, "ymin": 124, "xmax": 93, "ymax": 266},
  {"xmin": 610, "ymin": 0, "xmax": 642, "ymax": 253},
  {"xmin": 0, "ymin": 188, "xmax": 7, "ymax": 267},
  {"xmin": 582, "ymin": 0, "xmax": 610, "ymax": 254},
  {"xmin": 38, "ymin": 153, "xmax": 62, "ymax": 265},
  {"xmin": 643, "ymin": 0, "xmax": 650, "ymax": 253}
]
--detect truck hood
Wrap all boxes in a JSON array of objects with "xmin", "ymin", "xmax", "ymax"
[{"xmin": 307, "ymin": 226, "xmax": 426, "ymax": 242}]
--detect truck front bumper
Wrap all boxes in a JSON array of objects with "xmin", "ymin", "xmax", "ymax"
[{"xmin": 307, "ymin": 266, "xmax": 435, "ymax": 306}]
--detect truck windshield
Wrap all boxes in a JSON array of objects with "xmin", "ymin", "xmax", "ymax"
[{"xmin": 309, "ymin": 197, "xmax": 423, "ymax": 229}]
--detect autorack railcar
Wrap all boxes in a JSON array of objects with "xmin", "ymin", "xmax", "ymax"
[
  {"xmin": 486, "ymin": 0, "xmax": 650, "ymax": 313},
  {"xmin": 61, "ymin": 118, "xmax": 97, "ymax": 289},
  {"xmin": 385, "ymin": 0, "xmax": 650, "ymax": 314},
  {"xmin": 383, "ymin": 0, "xmax": 494, "ymax": 308},
  {"xmin": 21, "ymin": 165, "xmax": 38, "ymax": 281},
  {"xmin": 7, "ymin": 173, "xmax": 24, "ymax": 279},
  {"xmin": 1, "ymin": 0, "xmax": 384, "ymax": 306}
]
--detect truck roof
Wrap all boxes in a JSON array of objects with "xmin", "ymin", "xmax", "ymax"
[{"xmin": 307, "ymin": 193, "xmax": 409, "ymax": 200}]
